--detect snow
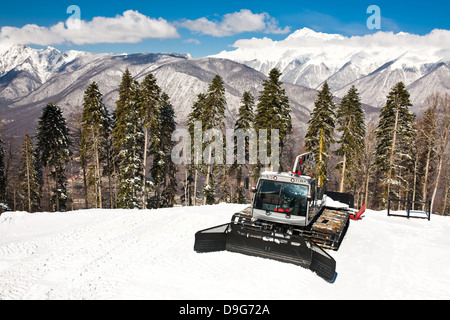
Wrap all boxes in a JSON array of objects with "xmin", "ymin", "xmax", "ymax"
[{"xmin": 1, "ymin": 203, "xmax": 450, "ymax": 300}]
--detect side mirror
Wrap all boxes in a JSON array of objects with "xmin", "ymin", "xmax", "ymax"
[
  {"xmin": 244, "ymin": 177, "xmax": 250, "ymax": 190},
  {"xmin": 250, "ymin": 186, "xmax": 257, "ymax": 193}
]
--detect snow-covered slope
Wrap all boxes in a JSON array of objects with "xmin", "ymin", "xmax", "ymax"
[
  {"xmin": 1, "ymin": 203, "xmax": 449, "ymax": 300},
  {"xmin": 213, "ymin": 28, "xmax": 450, "ymax": 111}
]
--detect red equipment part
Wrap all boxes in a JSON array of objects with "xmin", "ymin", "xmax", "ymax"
[{"xmin": 350, "ymin": 204, "xmax": 366, "ymax": 220}]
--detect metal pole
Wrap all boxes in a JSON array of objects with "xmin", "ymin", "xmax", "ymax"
[
  {"xmin": 387, "ymin": 198, "xmax": 391, "ymax": 217},
  {"xmin": 407, "ymin": 195, "xmax": 410, "ymax": 219},
  {"xmin": 428, "ymin": 200, "xmax": 431, "ymax": 221}
]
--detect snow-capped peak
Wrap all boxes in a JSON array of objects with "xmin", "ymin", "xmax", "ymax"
[
  {"xmin": 212, "ymin": 28, "xmax": 450, "ymax": 94},
  {"xmin": 285, "ymin": 27, "xmax": 345, "ymax": 41},
  {"xmin": 0, "ymin": 44, "xmax": 84, "ymax": 81},
  {"xmin": 0, "ymin": 44, "xmax": 34, "ymax": 76}
]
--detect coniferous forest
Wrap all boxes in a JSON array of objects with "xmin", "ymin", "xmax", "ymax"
[{"xmin": 0, "ymin": 68, "xmax": 448, "ymax": 215}]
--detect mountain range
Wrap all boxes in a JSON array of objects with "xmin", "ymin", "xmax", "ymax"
[
  {"xmin": 213, "ymin": 28, "xmax": 450, "ymax": 113},
  {"xmin": 0, "ymin": 44, "xmax": 321, "ymax": 139},
  {"xmin": 1, "ymin": 28, "xmax": 449, "ymax": 140}
]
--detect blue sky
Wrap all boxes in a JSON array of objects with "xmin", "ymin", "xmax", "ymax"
[{"xmin": 1, "ymin": 0, "xmax": 449, "ymax": 57}]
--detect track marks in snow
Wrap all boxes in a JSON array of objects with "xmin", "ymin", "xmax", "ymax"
[
  {"xmin": 0, "ymin": 211, "xmax": 154, "ymax": 299},
  {"xmin": 0, "ymin": 204, "xmax": 363, "ymax": 299}
]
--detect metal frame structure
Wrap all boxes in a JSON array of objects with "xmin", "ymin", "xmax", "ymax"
[{"xmin": 387, "ymin": 197, "xmax": 431, "ymax": 221}]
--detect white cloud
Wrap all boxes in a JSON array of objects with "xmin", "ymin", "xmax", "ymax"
[
  {"xmin": 0, "ymin": 10, "xmax": 179, "ymax": 47},
  {"xmin": 179, "ymin": 9, "xmax": 290, "ymax": 37},
  {"xmin": 212, "ymin": 27, "xmax": 450, "ymax": 72},
  {"xmin": 227, "ymin": 27, "xmax": 450, "ymax": 53}
]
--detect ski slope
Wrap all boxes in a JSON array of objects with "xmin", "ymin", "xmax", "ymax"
[{"xmin": 1, "ymin": 202, "xmax": 449, "ymax": 300}]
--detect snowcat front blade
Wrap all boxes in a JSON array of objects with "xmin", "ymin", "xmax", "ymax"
[
  {"xmin": 226, "ymin": 223, "xmax": 312, "ymax": 268},
  {"xmin": 194, "ymin": 220, "xmax": 337, "ymax": 282},
  {"xmin": 226, "ymin": 223, "xmax": 336, "ymax": 282},
  {"xmin": 194, "ymin": 223, "xmax": 230, "ymax": 253}
]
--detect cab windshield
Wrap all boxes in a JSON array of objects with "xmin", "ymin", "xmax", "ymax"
[{"xmin": 254, "ymin": 179, "xmax": 308, "ymax": 216}]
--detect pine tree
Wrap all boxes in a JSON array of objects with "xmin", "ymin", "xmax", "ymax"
[
  {"xmin": 304, "ymin": 82, "xmax": 335, "ymax": 188},
  {"xmin": 334, "ymin": 85, "xmax": 366, "ymax": 193},
  {"xmin": 18, "ymin": 134, "xmax": 40, "ymax": 212},
  {"xmin": 80, "ymin": 82, "xmax": 111, "ymax": 209},
  {"xmin": 187, "ymin": 93, "xmax": 208, "ymax": 206},
  {"xmin": 235, "ymin": 92, "xmax": 255, "ymax": 130},
  {"xmin": 254, "ymin": 68, "xmax": 292, "ymax": 173},
  {"xmin": 36, "ymin": 102, "xmax": 71, "ymax": 211},
  {"xmin": 373, "ymin": 82, "xmax": 415, "ymax": 206},
  {"xmin": 233, "ymin": 91, "xmax": 255, "ymax": 203},
  {"xmin": 140, "ymin": 73, "xmax": 162, "ymax": 208},
  {"xmin": 112, "ymin": 69, "xmax": 144, "ymax": 209},
  {"xmin": 203, "ymin": 75, "xmax": 227, "ymax": 205},
  {"xmin": 158, "ymin": 92, "xmax": 178, "ymax": 207},
  {"xmin": 204, "ymin": 75, "xmax": 227, "ymax": 131}
]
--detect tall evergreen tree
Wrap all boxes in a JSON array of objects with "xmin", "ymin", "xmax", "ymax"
[
  {"xmin": 187, "ymin": 93, "xmax": 208, "ymax": 206},
  {"xmin": 233, "ymin": 91, "xmax": 255, "ymax": 203},
  {"xmin": 18, "ymin": 134, "xmax": 40, "ymax": 212},
  {"xmin": 373, "ymin": 82, "xmax": 415, "ymax": 206},
  {"xmin": 36, "ymin": 102, "xmax": 71, "ymax": 211},
  {"xmin": 202, "ymin": 75, "xmax": 227, "ymax": 205},
  {"xmin": 158, "ymin": 92, "xmax": 178, "ymax": 207},
  {"xmin": 80, "ymin": 82, "xmax": 111, "ymax": 209},
  {"xmin": 112, "ymin": 69, "xmax": 144, "ymax": 209},
  {"xmin": 235, "ymin": 91, "xmax": 255, "ymax": 131},
  {"xmin": 140, "ymin": 73, "xmax": 162, "ymax": 208},
  {"xmin": 304, "ymin": 82, "xmax": 335, "ymax": 188},
  {"xmin": 204, "ymin": 75, "xmax": 227, "ymax": 131},
  {"xmin": 334, "ymin": 85, "xmax": 366, "ymax": 193},
  {"xmin": 254, "ymin": 68, "xmax": 292, "ymax": 173}
]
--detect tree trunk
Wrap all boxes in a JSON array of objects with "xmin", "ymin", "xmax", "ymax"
[
  {"xmin": 441, "ymin": 180, "xmax": 448, "ymax": 215},
  {"xmin": 82, "ymin": 160, "xmax": 89, "ymax": 209},
  {"xmin": 318, "ymin": 128, "xmax": 324, "ymax": 188},
  {"xmin": 387, "ymin": 106, "xmax": 400, "ymax": 203},
  {"xmin": 184, "ymin": 169, "xmax": 188, "ymax": 206},
  {"xmin": 362, "ymin": 122, "xmax": 376, "ymax": 207},
  {"xmin": 55, "ymin": 167, "xmax": 60, "ymax": 212},
  {"xmin": 339, "ymin": 154, "xmax": 346, "ymax": 193},
  {"xmin": 430, "ymin": 153, "xmax": 444, "ymax": 214},
  {"xmin": 203, "ymin": 165, "xmax": 211, "ymax": 205},
  {"xmin": 142, "ymin": 127, "xmax": 149, "ymax": 209},
  {"xmin": 26, "ymin": 140, "xmax": 31, "ymax": 212},
  {"xmin": 95, "ymin": 144, "xmax": 102, "ymax": 209},
  {"xmin": 203, "ymin": 143, "xmax": 213, "ymax": 205},
  {"xmin": 421, "ymin": 148, "xmax": 431, "ymax": 210},
  {"xmin": 412, "ymin": 153, "xmax": 418, "ymax": 210},
  {"xmin": 193, "ymin": 167, "xmax": 198, "ymax": 206},
  {"xmin": 107, "ymin": 147, "xmax": 114, "ymax": 209}
]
